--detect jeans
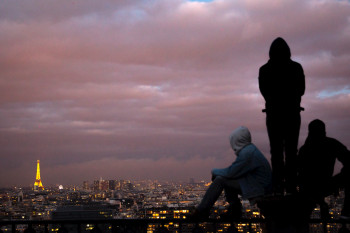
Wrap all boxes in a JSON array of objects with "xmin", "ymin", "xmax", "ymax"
[{"xmin": 197, "ymin": 176, "xmax": 242, "ymax": 212}]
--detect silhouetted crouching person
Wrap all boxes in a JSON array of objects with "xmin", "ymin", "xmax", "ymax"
[
  {"xmin": 298, "ymin": 119, "xmax": 350, "ymax": 220},
  {"xmin": 259, "ymin": 37, "xmax": 305, "ymax": 195},
  {"xmin": 190, "ymin": 126, "xmax": 272, "ymax": 220}
]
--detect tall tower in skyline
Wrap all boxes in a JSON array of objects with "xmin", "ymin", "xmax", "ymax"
[{"xmin": 34, "ymin": 160, "xmax": 44, "ymax": 191}]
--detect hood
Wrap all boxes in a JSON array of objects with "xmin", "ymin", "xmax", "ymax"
[
  {"xmin": 269, "ymin": 37, "xmax": 291, "ymax": 61},
  {"xmin": 229, "ymin": 126, "xmax": 251, "ymax": 154}
]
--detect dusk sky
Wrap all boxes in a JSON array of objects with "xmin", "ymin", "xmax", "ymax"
[{"xmin": 1, "ymin": 0, "xmax": 350, "ymax": 187}]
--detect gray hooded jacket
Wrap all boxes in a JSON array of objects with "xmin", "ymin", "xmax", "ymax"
[{"xmin": 212, "ymin": 126, "xmax": 272, "ymax": 199}]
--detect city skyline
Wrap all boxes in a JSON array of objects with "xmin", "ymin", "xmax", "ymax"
[{"xmin": 1, "ymin": 0, "xmax": 350, "ymax": 187}]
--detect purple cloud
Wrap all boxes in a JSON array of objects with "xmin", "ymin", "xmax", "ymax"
[{"xmin": 0, "ymin": 0, "xmax": 350, "ymax": 187}]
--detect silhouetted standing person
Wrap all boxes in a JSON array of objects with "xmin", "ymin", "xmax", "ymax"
[
  {"xmin": 298, "ymin": 119, "xmax": 350, "ymax": 219},
  {"xmin": 258, "ymin": 37, "xmax": 305, "ymax": 194}
]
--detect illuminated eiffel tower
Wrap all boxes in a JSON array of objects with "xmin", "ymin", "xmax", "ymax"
[{"xmin": 34, "ymin": 160, "xmax": 44, "ymax": 191}]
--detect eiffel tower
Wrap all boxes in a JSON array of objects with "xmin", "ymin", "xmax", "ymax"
[{"xmin": 34, "ymin": 160, "xmax": 44, "ymax": 191}]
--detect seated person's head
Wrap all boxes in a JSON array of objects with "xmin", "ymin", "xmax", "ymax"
[{"xmin": 229, "ymin": 126, "xmax": 251, "ymax": 154}]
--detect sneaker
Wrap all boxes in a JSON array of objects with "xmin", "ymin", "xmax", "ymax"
[
  {"xmin": 339, "ymin": 215, "xmax": 350, "ymax": 220},
  {"xmin": 285, "ymin": 187, "xmax": 297, "ymax": 196},
  {"xmin": 285, "ymin": 192, "xmax": 295, "ymax": 196},
  {"xmin": 219, "ymin": 211, "xmax": 242, "ymax": 221},
  {"xmin": 219, "ymin": 204, "xmax": 242, "ymax": 221},
  {"xmin": 272, "ymin": 185, "xmax": 284, "ymax": 196},
  {"xmin": 339, "ymin": 212, "xmax": 350, "ymax": 220},
  {"xmin": 320, "ymin": 204, "xmax": 330, "ymax": 220},
  {"xmin": 187, "ymin": 208, "xmax": 210, "ymax": 221}
]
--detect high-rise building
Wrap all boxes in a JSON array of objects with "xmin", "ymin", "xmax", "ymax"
[
  {"xmin": 34, "ymin": 160, "xmax": 44, "ymax": 191},
  {"xmin": 83, "ymin": 181, "xmax": 89, "ymax": 190},
  {"xmin": 108, "ymin": 180, "xmax": 116, "ymax": 190},
  {"xmin": 93, "ymin": 180, "xmax": 100, "ymax": 191},
  {"xmin": 100, "ymin": 180, "xmax": 109, "ymax": 191}
]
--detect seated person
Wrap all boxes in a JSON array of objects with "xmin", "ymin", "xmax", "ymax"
[
  {"xmin": 298, "ymin": 119, "xmax": 350, "ymax": 219},
  {"xmin": 191, "ymin": 126, "xmax": 272, "ymax": 220}
]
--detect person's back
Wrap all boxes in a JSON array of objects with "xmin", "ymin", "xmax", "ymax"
[
  {"xmin": 223, "ymin": 143, "xmax": 272, "ymax": 199},
  {"xmin": 298, "ymin": 119, "xmax": 348, "ymax": 189},
  {"xmin": 298, "ymin": 136, "xmax": 339, "ymax": 195},
  {"xmin": 259, "ymin": 38, "xmax": 305, "ymax": 113}
]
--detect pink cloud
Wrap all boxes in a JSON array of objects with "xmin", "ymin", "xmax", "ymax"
[{"xmin": 0, "ymin": 0, "xmax": 350, "ymax": 186}]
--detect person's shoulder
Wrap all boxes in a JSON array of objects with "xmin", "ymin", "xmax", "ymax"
[
  {"xmin": 245, "ymin": 143, "xmax": 256, "ymax": 150},
  {"xmin": 242, "ymin": 144, "xmax": 262, "ymax": 156},
  {"xmin": 325, "ymin": 137, "xmax": 340, "ymax": 143},
  {"xmin": 326, "ymin": 137, "xmax": 346, "ymax": 148},
  {"xmin": 259, "ymin": 63, "xmax": 272, "ymax": 79},
  {"xmin": 259, "ymin": 62, "xmax": 270, "ymax": 71},
  {"xmin": 290, "ymin": 60, "xmax": 304, "ymax": 69},
  {"xmin": 239, "ymin": 144, "xmax": 255, "ymax": 155}
]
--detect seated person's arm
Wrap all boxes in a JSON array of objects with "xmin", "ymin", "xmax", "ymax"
[{"xmin": 212, "ymin": 153, "xmax": 252, "ymax": 179}]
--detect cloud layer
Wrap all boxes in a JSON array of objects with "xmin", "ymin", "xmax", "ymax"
[{"xmin": 1, "ymin": 0, "xmax": 350, "ymax": 187}]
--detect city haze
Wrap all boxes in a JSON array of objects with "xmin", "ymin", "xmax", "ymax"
[{"xmin": 1, "ymin": 0, "xmax": 350, "ymax": 187}]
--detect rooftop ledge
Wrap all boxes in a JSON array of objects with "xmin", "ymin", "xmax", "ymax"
[{"xmin": 1, "ymin": 218, "xmax": 350, "ymax": 233}]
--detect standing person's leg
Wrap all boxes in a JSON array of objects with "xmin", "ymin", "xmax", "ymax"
[
  {"xmin": 267, "ymin": 113, "xmax": 285, "ymax": 194},
  {"xmin": 285, "ymin": 112, "xmax": 301, "ymax": 194}
]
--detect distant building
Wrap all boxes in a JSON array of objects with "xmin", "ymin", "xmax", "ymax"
[
  {"xmin": 145, "ymin": 207, "xmax": 189, "ymax": 219},
  {"xmin": 120, "ymin": 180, "xmax": 133, "ymax": 191},
  {"xmin": 52, "ymin": 205, "xmax": 115, "ymax": 220},
  {"xmin": 83, "ymin": 181, "xmax": 89, "ymax": 191},
  {"xmin": 93, "ymin": 180, "xmax": 100, "ymax": 191},
  {"xmin": 100, "ymin": 180, "xmax": 109, "ymax": 191},
  {"xmin": 108, "ymin": 180, "xmax": 116, "ymax": 191}
]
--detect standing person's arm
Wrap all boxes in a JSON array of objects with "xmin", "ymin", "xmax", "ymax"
[
  {"xmin": 333, "ymin": 140, "xmax": 350, "ymax": 172},
  {"xmin": 296, "ymin": 64, "xmax": 306, "ymax": 98},
  {"xmin": 258, "ymin": 67, "xmax": 270, "ymax": 102}
]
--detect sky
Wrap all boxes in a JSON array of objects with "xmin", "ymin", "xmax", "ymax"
[{"xmin": 0, "ymin": 0, "xmax": 350, "ymax": 187}]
